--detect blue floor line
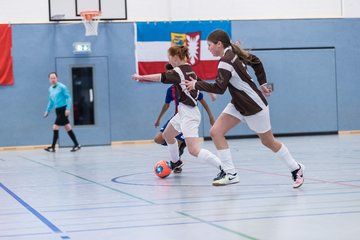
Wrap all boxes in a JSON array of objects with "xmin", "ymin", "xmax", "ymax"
[
  {"xmin": 0, "ymin": 182, "xmax": 70, "ymax": 239},
  {"xmin": 62, "ymin": 209, "xmax": 360, "ymax": 235},
  {"xmin": 0, "ymin": 232, "xmax": 53, "ymax": 239}
]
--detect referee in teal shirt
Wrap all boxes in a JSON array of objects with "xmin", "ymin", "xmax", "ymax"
[{"xmin": 44, "ymin": 72, "xmax": 81, "ymax": 152}]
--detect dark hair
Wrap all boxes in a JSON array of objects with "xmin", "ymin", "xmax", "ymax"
[
  {"xmin": 168, "ymin": 45, "xmax": 189, "ymax": 61},
  {"xmin": 48, "ymin": 72, "xmax": 57, "ymax": 77},
  {"xmin": 207, "ymin": 29, "xmax": 252, "ymax": 64},
  {"xmin": 165, "ymin": 63, "xmax": 174, "ymax": 70}
]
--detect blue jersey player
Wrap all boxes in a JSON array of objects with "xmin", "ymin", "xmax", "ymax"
[{"xmin": 154, "ymin": 84, "xmax": 216, "ymax": 159}]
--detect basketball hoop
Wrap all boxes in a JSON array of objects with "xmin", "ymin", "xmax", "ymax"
[{"xmin": 80, "ymin": 11, "xmax": 101, "ymax": 36}]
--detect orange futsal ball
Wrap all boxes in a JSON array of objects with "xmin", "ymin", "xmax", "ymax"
[{"xmin": 154, "ymin": 160, "xmax": 172, "ymax": 178}]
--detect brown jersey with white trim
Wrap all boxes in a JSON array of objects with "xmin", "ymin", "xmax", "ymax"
[
  {"xmin": 161, "ymin": 64, "xmax": 200, "ymax": 107},
  {"xmin": 195, "ymin": 47, "xmax": 268, "ymax": 116}
]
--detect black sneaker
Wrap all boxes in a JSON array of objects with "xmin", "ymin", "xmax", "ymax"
[
  {"xmin": 213, "ymin": 169, "xmax": 226, "ymax": 181},
  {"xmin": 170, "ymin": 160, "xmax": 184, "ymax": 173},
  {"xmin": 70, "ymin": 145, "xmax": 81, "ymax": 152},
  {"xmin": 44, "ymin": 146, "xmax": 55, "ymax": 152},
  {"xmin": 178, "ymin": 141, "xmax": 187, "ymax": 157}
]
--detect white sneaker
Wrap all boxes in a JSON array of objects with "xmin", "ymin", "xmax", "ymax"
[
  {"xmin": 292, "ymin": 163, "xmax": 305, "ymax": 188},
  {"xmin": 212, "ymin": 170, "xmax": 240, "ymax": 186}
]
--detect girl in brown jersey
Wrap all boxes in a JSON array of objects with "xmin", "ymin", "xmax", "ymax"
[
  {"xmin": 132, "ymin": 45, "xmax": 222, "ymax": 178},
  {"xmin": 185, "ymin": 29, "xmax": 305, "ymax": 188}
]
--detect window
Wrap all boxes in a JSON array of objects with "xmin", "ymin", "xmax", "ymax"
[{"xmin": 72, "ymin": 67, "xmax": 95, "ymax": 125}]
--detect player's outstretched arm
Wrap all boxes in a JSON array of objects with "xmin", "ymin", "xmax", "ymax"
[{"xmin": 132, "ymin": 73, "xmax": 161, "ymax": 82}]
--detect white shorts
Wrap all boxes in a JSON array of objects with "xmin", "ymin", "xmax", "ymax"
[
  {"xmin": 169, "ymin": 103, "xmax": 200, "ymax": 138},
  {"xmin": 223, "ymin": 103, "xmax": 271, "ymax": 134}
]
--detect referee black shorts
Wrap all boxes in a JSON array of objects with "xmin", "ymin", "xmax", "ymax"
[{"xmin": 55, "ymin": 106, "xmax": 70, "ymax": 126}]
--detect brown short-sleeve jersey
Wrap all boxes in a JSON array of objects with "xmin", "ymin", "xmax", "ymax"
[
  {"xmin": 195, "ymin": 47, "xmax": 268, "ymax": 116},
  {"xmin": 161, "ymin": 64, "xmax": 200, "ymax": 107}
]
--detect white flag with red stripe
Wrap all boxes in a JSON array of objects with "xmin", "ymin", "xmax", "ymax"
[{"xmin": 134, "ymin": 21, "xmax": 231, "ymax": 80}]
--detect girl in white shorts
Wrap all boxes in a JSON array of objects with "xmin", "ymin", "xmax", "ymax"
[
  {"xmin": 185, "ymin": 30, "xmax": 305, "ymax": 188},
  {"xmin": 132, "ymin": 45, "xmax": 222, "ymax": 177}
]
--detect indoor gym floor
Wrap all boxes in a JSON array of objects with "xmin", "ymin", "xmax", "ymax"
[{"xmin": 0, "ymin": 134, "xmax": 359, "ymax": 240}]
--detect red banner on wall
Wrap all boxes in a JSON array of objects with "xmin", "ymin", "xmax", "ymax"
[{"xmin": 0, "ymin": 25, "xmax": 14, "ymax": 85}]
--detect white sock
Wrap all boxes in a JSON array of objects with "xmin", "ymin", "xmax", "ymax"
[
  {"xmin": 276, "ymin": 144, "xmax": 299, "ymax": 171},
  {"xmin": 217, "ymin": 148, "xmax": 236, "ymax": 174},
  {"xmin": 167, "ymin": 140, "xmax": 179, "ymax": 163},
  {"xmin": 198, "ymin": 149, "xmax": 221, "ymax": 169}
]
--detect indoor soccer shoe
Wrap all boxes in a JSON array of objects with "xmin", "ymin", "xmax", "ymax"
[
  {"xmin": 44, "ymin": 146, "xmax": 55, "ymax": 152},
  {"xmin": 292, "ymin": 163, "xmax": 305, "ymax": 188},
  {"xmin": 71, "ymin": 145, "xmax": 81, "ymax": 152},
  {"xmin": 170, "ymin": 160, "xmax": 183, "ymax": 174},
  {"xmin": 213, "ymin": 169, "xmax": 226, "ymax": 182},
  {"xmin": 212, "ymin": 170, "xmax": 240, "ymax": 186}
]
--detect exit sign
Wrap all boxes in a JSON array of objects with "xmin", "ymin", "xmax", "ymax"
[{"xmin": 73, "ymin": 42, "xmax": 92, "ymax": 54}]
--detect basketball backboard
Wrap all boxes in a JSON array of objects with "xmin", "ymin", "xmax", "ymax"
[{"xmin": 48, "ymin": 0, "xmax": 127, "ymax": 21}]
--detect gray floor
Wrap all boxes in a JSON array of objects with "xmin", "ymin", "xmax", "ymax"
[{"xmin": 1, "ymin": 134, "xmax": 360, "ymax": 240}]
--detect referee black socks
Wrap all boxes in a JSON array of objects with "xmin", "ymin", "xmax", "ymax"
[{"xmin": 67, "ymin": 130, "xmax": 79, "ymax": 147}]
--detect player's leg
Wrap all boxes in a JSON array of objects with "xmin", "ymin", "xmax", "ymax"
[
  {"xmin": 185, "ymin": 137, "xmax": 222, "ymax": 170},
  {"xmin": 156, "ymin": 119, "xmax": 186, "ymax": 158},
  {"xmin": 44, "ymin": 124, "xmax": 59, "ymax": 152},
  {"xmin": 154, "ymin": 132, "xmax": 166, "ymax": 145},
  {"xmin": 162, "ymin": 121, "xmax": 183, "ymax": 173},
  {"xmin": 210, "ymin": 111, "xmax": 240, "ymax": 185},
  {"xmin": 258, "ymin": 130, "xmax": 304, "ymax": 188},
  {"xmin": 248, "ymin": 106, "xmax": 304, "ymax": 188},
  {"xmin": 154, "ymin": 119, "xmax": 169, "ymax": 145},
  {"xmin": 64, "ymin": 124, "xmax": 81, "ymax": 152},
  {"xmin": 175, "ymin": 133, "xmax": 186, "ymax": 158},
  {"xmin": 179, "ymin": 104, "xmax": 225, "ymax": 180}
]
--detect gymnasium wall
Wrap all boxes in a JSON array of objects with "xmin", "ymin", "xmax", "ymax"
[
  {"xmin": 0, "ymin": 18, "xmax": 359, "ymax": 147},
  {"xmin": 1, "ymin": 0, "xmax": 360, "ymax": 23}
]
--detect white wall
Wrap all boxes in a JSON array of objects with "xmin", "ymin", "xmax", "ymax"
[
  {"xmin": 342, "ymin": 0, "xmax": 360, "ymax": 18},
  {"xmin": 0, "ymin": 0, "xmax": 49, "ymax": 23},
  {"xmin": 0, "ymin": 0, "xmax": 359, "ymax": 23},
  {"xmin": 166, "ymin": 0, "xmax": 342, "ymax": 21}
]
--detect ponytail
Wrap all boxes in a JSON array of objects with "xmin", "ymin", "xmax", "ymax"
[{"xmin": 230, "ymin": 42, "xmax": 252, "ymax": 65}]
